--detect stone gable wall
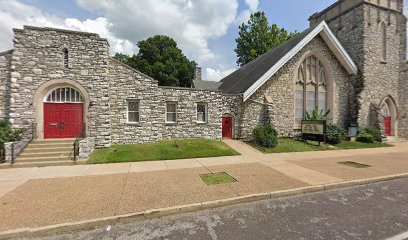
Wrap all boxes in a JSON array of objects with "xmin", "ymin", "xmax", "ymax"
[
  {"xmin": 108, "ymin": 59, "xmax": 223, "ymax": 144},
  {"xmin": 240, "ymin": 36, "xmax": 352, "ymax": 139},
  {"xmin": 9, "ymin": 26, "xmax": 111, "ymax": 147},
  {"xmin": 0, "ymin": 51, "xmax": 11, "ymax": 118}
]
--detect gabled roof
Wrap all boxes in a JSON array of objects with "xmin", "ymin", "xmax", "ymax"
[
  {"xmin": 192, "ymin": 80, "xmax": 223, "ymax": 91},
  {"xmin": 219, "ymin": 21, "xmax": 358, "ymax": 101}
]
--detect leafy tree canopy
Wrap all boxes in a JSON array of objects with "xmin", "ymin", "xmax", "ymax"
[
  {"xmin": 114, "ymin": 35, "xmax": 196, "ymax": 87},
  {"xmin": 235, "ymin": 11, "xmax": 298, "ymax": 66}
]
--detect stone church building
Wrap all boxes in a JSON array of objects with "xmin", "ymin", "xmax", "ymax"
[{"xmin": 0, "ymin": 0, "xmax": 407, "ymax": 158}]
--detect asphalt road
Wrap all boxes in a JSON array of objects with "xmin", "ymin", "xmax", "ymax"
[{"xmin": 31, "ymin": 178, "xmax": 408, "ymax": 240}]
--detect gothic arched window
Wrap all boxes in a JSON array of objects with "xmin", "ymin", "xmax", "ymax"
[
  {"xmin": 295, "ymin": 56, "xmax": 327, "ymax": 126},
  {"xmin": 381, "ymin": 22, "xmax": 387, "ymax": 61}
]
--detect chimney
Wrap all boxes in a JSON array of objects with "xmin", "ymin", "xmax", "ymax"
[{"xmin": 194, "ymin": 66, "xmax": 202, "ymax": 81}]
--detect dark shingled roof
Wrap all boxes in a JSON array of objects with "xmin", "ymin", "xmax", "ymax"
[
  {"xmin": 192, "ymin": 80, "xmax": 223, "ymax": 91},
  {"xmin": 219, "ymin": 27, "xmax": 314, "ymax": 94}
]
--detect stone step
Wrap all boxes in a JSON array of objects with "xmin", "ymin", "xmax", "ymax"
[
  {"xmin": 26, "ymin": 143, "xmax": 74, "ymax": 149},
  {"xmin": 32, "ymin": 139, "xmax": 76, "ymax": 145},
  {"xmin": 23, "ymin": 147, "xmax": 73, "ymax": 153},
  {"xmin": 19, "ymin": 151, "xmax": 72, "ymax": 158},
  {"xmin": 1, "ymin": 160, "xmax": 86, "ymax": 168},
  {"xmin": 385, "ymin": 137, "xmax": 407, "ymax": 143},
  {"xmin": 16, "ymin": 156, "xmax": 73, "ymax": 163}
]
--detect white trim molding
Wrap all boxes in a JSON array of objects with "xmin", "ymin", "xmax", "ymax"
[{"xmin": 243, "ymin": 21, "xmax": 358, "ymax": 102}]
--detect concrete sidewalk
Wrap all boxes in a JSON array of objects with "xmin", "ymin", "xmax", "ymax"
[{"xmin": 0, "ymin": 140, "xmax": 407, "ymax": 232}]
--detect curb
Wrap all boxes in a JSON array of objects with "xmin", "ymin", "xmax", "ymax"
[{"xmin": 1, "ymin": 173, "xmax": 408, "ymax": 239}]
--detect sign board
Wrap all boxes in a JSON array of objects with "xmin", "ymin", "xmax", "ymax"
[{"xmin": 301, "ymin": 120, "xmax": 326, "ymax": 142}]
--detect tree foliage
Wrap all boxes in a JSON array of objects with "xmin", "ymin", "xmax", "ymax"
[
  {"xmin": 0, "ymin": 119, "xmax": 23, "ymax": 148},
  {"xmin": 114, "ymin": 35, "xmax": 196, "ymax": 87},
  {"xmin": 235, "ymin": 12, "xmax": 298, "ymax": 66}
]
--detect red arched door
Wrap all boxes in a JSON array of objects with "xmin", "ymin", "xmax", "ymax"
[
  {"xmin": 382, "ymin": 103, "xmax": 391, "ymax": 137},
  {"xmin": 43, "ymin": 87, "xmax": 84, "ymax": 139},
  {"xmin": 222, "ymin": 116, "xmax": 233, "ymax": 138}
]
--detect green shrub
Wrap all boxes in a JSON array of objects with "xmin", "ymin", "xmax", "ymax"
[
  {"xmin": 253, "ymin": 124, "xmax": 278, "ymax": 148},
  {"xmin": 326, "ymin": 124, "xmax": 346, "ymax": 145},
  {"xmin": 303, "ymin": 108, "xmax": 331, "ymax": 121},
  {"xmin": 356, "ymin": 130, "xmax": 375, "ymax": 143},
  {"xmin": 0, "ymin": 119, "xmax": 23, "ymax": 148},
  {"xmin": 364, "ymin": 127, "xmax": 382, "ymax": 142}
]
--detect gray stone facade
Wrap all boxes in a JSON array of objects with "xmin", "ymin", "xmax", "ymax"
[
  {"xmin": 0, "ymin": 50, "xmax": 12, "ymax": 118},
  {"xmin": 236, "ymin": 36, "xmax": 352, "ymax": 139},
  {"xmin": 310, "ymin": 0, "xmax": 408, "ymax": 138}
]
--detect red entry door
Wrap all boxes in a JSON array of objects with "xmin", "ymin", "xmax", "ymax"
[
  {"xmin": 44, "ymin": 103, "xmax": 83, "ymax": 139},
  {"xmin": 384, "ymin": 116, "xmax": 391, "ymax": 136},
  {"xmin": 222, "ymin": 117, "xmax": 233, "ymax": 138}
]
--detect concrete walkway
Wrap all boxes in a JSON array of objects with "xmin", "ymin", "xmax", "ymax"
[
  {"xmin": 0, "ymin": 140, "xmax": 407, "ymax": 198},
  {"xmin": 1, "ymin": 140, "xmax": 408, "ymax": 232}
]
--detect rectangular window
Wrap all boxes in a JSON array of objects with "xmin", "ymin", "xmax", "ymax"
[
  {"xmin": 318, "ymin": 91, "xmax": 326, "ymax": 112},
  {"xmin": 197, "ymin": 103, "xmax": 208, "ymax": 123},
  {"xmin": 166, "ymin": 102, "xmax": 177, "ymax": 123},
  {"xmin": 127, "ymin": 100, "xmax": 140, "ymax": 123},
  {"xmin": 295, "ymin": 90, "xmax": 304, "ymax": 126},
  {"xmin": 306, "ymin": 88, "xmax": 316, "ymax": 113}
]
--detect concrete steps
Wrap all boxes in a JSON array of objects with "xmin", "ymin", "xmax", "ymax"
[
  {"xmin": 13, "ymin": 138, "xmax": 77, "ymax": 167},
  {"xmin": 385, "ymin": 136, "xmax": 407, "ymax": 143},
  {"xmin": 1, "ymin": 160, "xmax": 86, "ymax": 169}
]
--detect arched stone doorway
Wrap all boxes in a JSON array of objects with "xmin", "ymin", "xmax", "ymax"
[
  {"xmin": 380, "ymin": 97, "xmax": 398, "ymax": 137},
  {"xmin": 33, "ymin": 80, "xmax": 90, "ymax": 139}
]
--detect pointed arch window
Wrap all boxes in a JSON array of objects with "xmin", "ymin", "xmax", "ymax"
[
  {"xmin": 381, "ymin": 22, "xmax": 387, "ymax": 62},
  {"xmin": 294, "ymin": 56, "xmax": 328, "ymax": 126},
  {"xmin": 63, "ymin": 48, "xmax": 69, "ymax": 68}
]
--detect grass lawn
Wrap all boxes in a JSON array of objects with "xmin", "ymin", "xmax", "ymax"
[
  {"xmin": 200, "ymin": 172, "xmax": 237, "ymax": 185},
  {"xmin": 251, "ymin": 138, "xmax": 392, "ymax": 154},
  {"xmin": 87, "ymin": 139, "xmax": 240, "ymax": 164}
]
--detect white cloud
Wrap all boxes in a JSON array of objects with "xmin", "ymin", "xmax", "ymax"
[
  {"xmin": 205, "ymin": 67, "xmax": 236, "ymax": 81},
  {"xmin": 0, "ymin": 0, "xmax": 136, "ymax": 54},
  {"xmin": 76, "ymin": 0, "xmax": 239, "ymax": 63},
  {"xmin": 244, "ymin": 0, "xmax": 259, "ymax": 12}
]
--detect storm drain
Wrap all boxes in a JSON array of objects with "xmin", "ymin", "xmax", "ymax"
[
  {"xmin": 200, "ymin": 172, "xmax": 237, "ymax": 185},
  {"xmin": 338, "ymin": 161, "xmax": 371, "ymax": 168}
]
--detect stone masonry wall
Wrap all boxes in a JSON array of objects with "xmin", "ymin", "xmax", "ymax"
[
  {"xmin": 0, "ymin": 51, "xmax": 12, "ymax": 118},
  {"xmin": 314, "ymin": 1, "xmax": 406, "ymax": 137},
  {"xmin": 221, "ymin": 94, "xmax": 243, "ymax": 139},
  {"xmin": 108, "ymin": 59, "xmax": 223, "ymax": 144},
  {"xmin": 240, "ymin": 36, "xmax": 352, "ymax": 140},
  {"xmin": 9, "ymin": 26, "xmax": 111, "ymax": 147}
]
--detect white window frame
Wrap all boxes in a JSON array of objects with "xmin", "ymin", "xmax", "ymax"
[
  {"xmin": 166, "ymin": 102, "xmax": 177, "ymax": 123},
  {"xmin": 196, "ymin": 103, "xmax": 208, "ymax": 123},
  {"xmin": 127, "ymin": 100, "xmax": 140, "ymax": 123}
]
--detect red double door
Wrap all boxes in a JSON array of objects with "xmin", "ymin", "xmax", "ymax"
[
  {"xmin": 44, "ymin": 103, "xmax": 83, "ymax": 139},
  {"xmin": 384, "ymin": 116, "xmax": 391, "ymax": 137},
  {"xmin": 222, "ymin": 117, "xmax": 233, "ymax": 138}
]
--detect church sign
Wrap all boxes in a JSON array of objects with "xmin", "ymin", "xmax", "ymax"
[{"xmin": 301, "ymin": 120, "xmax": 327, "ymax": 143}]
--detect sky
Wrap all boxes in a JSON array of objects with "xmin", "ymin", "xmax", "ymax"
[{"xmin": 0, "ymin": 0, "xmax": 406, "ymax": 81}]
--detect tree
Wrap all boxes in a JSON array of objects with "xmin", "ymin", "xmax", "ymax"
[
  {"xmin": 0, "ymin": 119, "xmax": 23, "ymax": 148},
  {"xmin": 235, "ymin": 12, "xmax": 298, "ymax": 66},
  {"xmin": 113, "ymin": 35, "xmax": 196, "ymax": 87}
]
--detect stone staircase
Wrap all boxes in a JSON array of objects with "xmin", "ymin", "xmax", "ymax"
[{"xmin": 10, "ymin": 139, "xmax": 84, "ymax": 168}]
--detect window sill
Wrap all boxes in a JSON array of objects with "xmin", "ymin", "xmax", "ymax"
[
  {"xmin": 126, "ymin": 122, "xmax": 141, "ymax": 127},
  {"xmin": 380, "ymin": 60, "xmax": 387, "ymax": 64},
  {"xmin": 165, "ymin": 122, "xmax": 177, "ymax": 126},
  {"xmin": 196, "ymin": 121, "xmax": 208, "ymax": 125}
]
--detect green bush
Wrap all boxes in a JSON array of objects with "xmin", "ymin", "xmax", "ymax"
[
  {"xmin": 253, "ymin": 124, "xmax": 278, "ymax": 148},
  {"xmin": 356, "ymin": 130, "xmax": 375, "ymax": 143},
  {"xmin": 0, "ymin": 119, "xmax": 23, "ymax": 148},
  {"xmin": 303, "ymin": 108, "xmax": 331, "ymax": 121},
  {"xmin": 326, "ymin": 124, "xmax": 346, "ymax": 145},
  {"xmin": 365, "ymin": 127, "xmax": 382, "ymax": 142}
]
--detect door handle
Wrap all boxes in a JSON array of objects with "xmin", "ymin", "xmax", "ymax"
[
  {"xmin": 59, "ymin": 122, "xmax": 65, "ymax": 129},
  {"xmin": 50, "ymin": 123, "xmax": 58, "ymax": 126}
]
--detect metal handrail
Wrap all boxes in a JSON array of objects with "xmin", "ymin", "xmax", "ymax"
[{"xmin": 68, "ymin": 124, "xmax": 86, "ymax": 161}]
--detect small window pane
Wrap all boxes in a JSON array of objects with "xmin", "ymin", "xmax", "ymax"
[
  {"xmin": 128, "ymin": 101, "xmax": 139, "ymax": 112},
  {"xmin": 128, "ymin": 112, "xmax": 139, "ymax": 123},
  {"xmin": 306, "ymin": 89, "xmax": 316, "ymax": 113},
  {"xmin": 167, "ymin": 103, "xmax": 176, "ymax": 112},
  {"xmin": 167, "ymin": 113, "xmax": 176, "ymax": 122},
  {"xmin": 318, "ymin": 91, "xmax": 326, "ymax": 112}
]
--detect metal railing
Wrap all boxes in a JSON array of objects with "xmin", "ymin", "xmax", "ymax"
[
  {"xmin": 69, "ymin": 124, "xmax": 86, "ymax": 161},
  {"xmin": 10, "ymin": 122, "xmax": 36, "ymax": 164}
]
